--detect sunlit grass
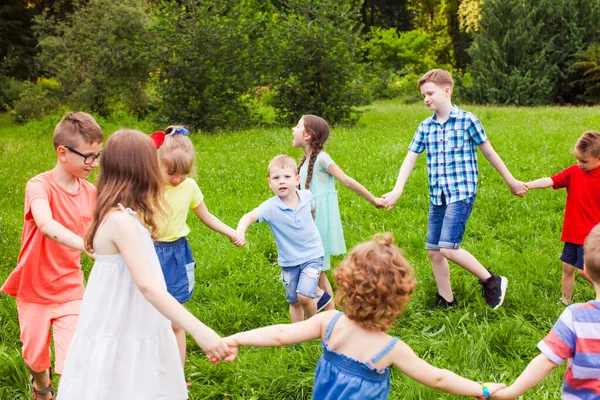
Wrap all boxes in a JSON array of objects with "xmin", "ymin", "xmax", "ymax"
[{"xmin": 1, "ymin": 101, "xmax": 599, "ymax": 399}]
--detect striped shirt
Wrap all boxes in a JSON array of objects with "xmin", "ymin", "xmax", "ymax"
[
  {"xmin": 538, "ymin": 301, "xmax": 600, "ymax": 399},
  {"xmin": 408, "ymin": 106, "xmax": 488, "ymax": 206}
]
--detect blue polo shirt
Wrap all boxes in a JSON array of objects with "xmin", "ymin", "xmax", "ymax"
[{"xmin": 255, "ymin": 189, "xmax": 324, "ymax": 267}]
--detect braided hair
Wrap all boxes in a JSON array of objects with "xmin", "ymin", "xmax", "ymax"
[{"xmin": 298, "ymin": 115, "xmax": 330, "ymax": 190}]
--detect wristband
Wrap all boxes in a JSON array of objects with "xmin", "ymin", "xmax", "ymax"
[{"xmin": 477, "ymin": 382, "xmax": 490, "ymax": 399}]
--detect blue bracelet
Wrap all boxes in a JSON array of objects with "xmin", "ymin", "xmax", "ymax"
[{"xmin": 478, "ymin": 382, "xmax": 490, "ymax": 399}]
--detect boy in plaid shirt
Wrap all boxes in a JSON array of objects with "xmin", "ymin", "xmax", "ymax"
[{"xmin": 383, "ymin": 69, "xmax": 526, "ymax": 309}]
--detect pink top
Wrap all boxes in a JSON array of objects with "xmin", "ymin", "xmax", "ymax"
[{"xmin": 1, "ymin": 171, "xmax": 96, "ymax": 303}]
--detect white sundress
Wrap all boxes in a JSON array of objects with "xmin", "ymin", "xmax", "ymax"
[{"xmin": 58, "ymin": 205, "xmax": 187, "ymax": 400}]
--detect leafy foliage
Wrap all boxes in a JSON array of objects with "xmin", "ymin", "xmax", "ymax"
[
  {"xmin": 266, "ymin": 0, "xmax": 367, "ymax": 125},
  {"xmin": 571, "ymin": 43, "xmax": 600, "ymax": 104}
]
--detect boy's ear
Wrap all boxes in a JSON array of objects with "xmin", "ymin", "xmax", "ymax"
[
  {"xmin": 444, "ymin": 86, "xmax": 452, "ymax": 97},
  {"xmin": 295, "ymin": 174, "xmax": 300, "ymax": 183},
  {"xmin": 56, "ymin": 145, "xmax": 68, "ymax": 161}
]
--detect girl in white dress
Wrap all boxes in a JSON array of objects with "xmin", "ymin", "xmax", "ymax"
[{"xmin": 58, "ymin": 129, "xmax": 234, "ymax": 400}]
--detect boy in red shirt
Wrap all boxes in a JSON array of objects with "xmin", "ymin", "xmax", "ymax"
[
  {"xmin": 1, "ymin": 112, "xmax": 103, "ymax": 399},
  {"xmin": 526, "ymin": 130, "xmax": 600, "ymax": 305}
]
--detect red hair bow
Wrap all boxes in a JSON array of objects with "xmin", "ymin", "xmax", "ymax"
[{"xmin": 150, "ymin": 131, "xmax": 165, "ymax": 148}]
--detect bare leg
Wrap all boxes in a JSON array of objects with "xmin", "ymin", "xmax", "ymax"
[
  {"xmin": 562, "ymin": 262, "xmax": 576, "ymax": 305},
  {"xmin": 428, "ymin": 250, "xmax": 454, "ymax": 302},
  {"xmin": 172, "ymin": 323, "xmax": 186, "ymax": 366},
  {"xmin": 298, "ymin": 294, "xmax": 317, "ymax": 319},
  {"xmin": 28, "ymin": 366, "xmax": 53, "ymax": 400},
  {"xmin": 289, "ymin": 302, "xmax": 304, "ymax": 323},
  {"xmin": 439, "ymin": 248, "xmax": 492, "ymax": 281},
  {"xmin": 318, "ymin": 272, "xmax": 335, "ymax": 311},
  {"xmin": 577, "ymin": 268, "xmax": 593, "ymax": 284}
]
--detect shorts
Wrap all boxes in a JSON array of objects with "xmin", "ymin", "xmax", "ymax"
[
  {"xmin": 560, "ymin": 242, "xmax": 584, "ymax": 270},
  {"xmin": 426, "ymin": 194, "xmax": 475, "ymax": 251},
  {"xmin": 280, "ymin": 257, "xmax": 323, "ymax": 303},
  {"xmin": 155, "ymin": 237, "xmax": 196, "ymax": 303},
  {"xmin": 16, "ymin": 299, "xmax": 82, "ymax": 374}
]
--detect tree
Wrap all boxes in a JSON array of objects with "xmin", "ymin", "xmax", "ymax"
[
  {"xmin": 468, "ymin": 0, "xmax": 600, "ymax": 105},
  {"xmin": 35, "ymin": 0, "xmax": 152, "ymax": 116},
  {"xmin": 266, "ymin": 0, "xmax": 367, "ymax": 125}
]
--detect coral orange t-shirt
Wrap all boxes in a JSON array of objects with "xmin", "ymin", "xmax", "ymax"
[{"xmin": 1, "ymin": 171, "xmax": 96, "ymax": 303}]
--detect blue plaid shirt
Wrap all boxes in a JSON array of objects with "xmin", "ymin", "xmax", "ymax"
[{"xmin": 408, "ymin": 106, "xmax": 488, "ymax": 206}]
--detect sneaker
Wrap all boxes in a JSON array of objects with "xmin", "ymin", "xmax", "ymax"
[
  {"xmin": 317, "ymin": 292, "xmax": 332, "ymax": 312},
  {"xmin": 431, "ymin": 292, "xmax": 456, "ymax": 308},
  {"xmin": 480, "ymin": 272, "xmax": 508, "ymax": 309}
]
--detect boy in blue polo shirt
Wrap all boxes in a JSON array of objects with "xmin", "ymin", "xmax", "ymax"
[
  {"xmin": 237, "ymin": 154, "xmax": 330, "ymax": 322},
  {"xmin": 383, "ymin": 69, "xmax": 527, "ymax": 309}
]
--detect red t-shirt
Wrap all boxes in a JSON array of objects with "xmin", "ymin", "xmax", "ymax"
[
  {"xmin": 1, "ymin": 171, "xmax": 96, "ymax": 303},
  {"xmin": 551, "ymin": 165, "xmax": 600, "ymax": 245}
]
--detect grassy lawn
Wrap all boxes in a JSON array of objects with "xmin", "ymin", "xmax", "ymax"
[{"xmin": 1, "ymin": 101, "xmax": 599, "ymax": 399}]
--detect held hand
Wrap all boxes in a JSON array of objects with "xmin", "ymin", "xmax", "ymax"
[
  {"xmin": 229, "ymin": 232, "xmax": 246, "ymax": 247},
  {"xmin": 382, "ymin": 190, "xmax": 402, "ymax": 211},
  {"xmin": 223, "ymin": 336, "xmax": 239, "ymax": 362},
  {"xmin": 371, "ymin": 197, "xmax": 385, "ymax": 209},
  {"xmin": 84, "ymin": 249, "xmax": 96, "ymax": 260},
  {"xmin": 192, "ymin": 332, "xmax": 231, "ymax": 364},
  {"xmin": 508, "ymin": 179, "xmax": 527, "ymax": 197},
  {"xmin": 235, "ymin": 230, "xmax": 247, "ymax": 247},
  {"xmin": 484, "ymin": 382, "xmax": 507, "ymax": 397}
]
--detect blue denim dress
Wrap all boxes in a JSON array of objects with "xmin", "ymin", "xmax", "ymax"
[{"xmin": 312, "ymin": 312, "xmax": 398, "ymax": 400}]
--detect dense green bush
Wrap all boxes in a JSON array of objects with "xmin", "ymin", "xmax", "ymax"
[
  {"xmin": 0, "ymin": 76, "xmax": 26, "ymax": 111},
  {"xmin": 12, "ymin": 78, "xmax": 62, "ymax": 122},
  {"xmin": 467, "ymin": 0, "xmax": 600, "ymax": 105},
  {"xmin": 266, "ymin": 0, "xmax": 368, "ymax": 125},
  {"xmin": 150, "ymin": 2, "xmax": 265, "ymax": 132},
  {"xmin": 35, "ymin": 0, "xmax": 152, "ymax": 117},
  {"xmin": 571, "ymin": 43, "xmax": 600, "ymax": 104}
]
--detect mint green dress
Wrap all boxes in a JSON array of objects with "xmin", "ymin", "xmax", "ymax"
[{"xmin": 300, "ymin": 151, "xmax": 346, "ymax": 271}]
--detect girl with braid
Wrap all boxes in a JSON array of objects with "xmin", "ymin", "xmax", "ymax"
[
  {"xmin": 149, "ymin": 126, "xmax": 244, "ymax": 383},
  {"xmin": 293, "ymin": 115, "xmax": 383, "ymax": 311}
]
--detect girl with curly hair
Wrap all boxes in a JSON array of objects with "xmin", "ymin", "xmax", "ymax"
[{"xmin": 223, "ymin": 233, "xmax": 503, "ymax": 399}]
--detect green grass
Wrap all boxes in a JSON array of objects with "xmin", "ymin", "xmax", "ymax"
[{"xmin": 1, "ymin": 101, "xmax": 599, "ymax": 399}]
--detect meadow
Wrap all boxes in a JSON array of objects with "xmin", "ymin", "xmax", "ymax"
[{"xmin": 1, "ymin": 101, "xmax": 599, "ymax": 399}]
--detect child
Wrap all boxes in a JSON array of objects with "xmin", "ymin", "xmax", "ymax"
[
  {"xmin": 382, "ymin": 69, "xmax": 527, "ymax": 309},
  {"xmin": 150, "ymin": 126, "xmax": 244, "ymax": 373},
  {"xmin": 524, "ymin": 130, "xmax": 600, "ymax": 305},
  {"xmin": 57, "ymin": 129, "xmax": 233, "ymax": 400},
  {"xmin": 1, "ymin": 112, "xmax": 103, "ymax": 400},
  {"xmin": 491, "ymin": 224, "xmax": 600, "ymax": 399},
  {"xmin": 224, "ymin": 233, "xmax": 505, "ymax": 399},
  {"xmin": 293, "ymin": 114, "xmax": 383, "ymax": 311},
  {"xmin": 237, "ymin": 154, "xmax": 328, "ymax": 323}
]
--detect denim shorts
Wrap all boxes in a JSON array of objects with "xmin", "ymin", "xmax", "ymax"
[
  {"xmin": 560, "ymin": 242, "xmax": 584, "ymax": 270},
  {"xmin": 280, "ymin": 257, "xmax": 323, "ymax": 303},
  {"xmin": 154, "ymin": 237, "xmax": 196, "ymax": 303},
  {"xmin": 426, "ymin": 194, "xmax": 475, "ymax": 250}
]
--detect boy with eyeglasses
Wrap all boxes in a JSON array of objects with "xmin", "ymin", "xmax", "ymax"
[{"xmin": 1, "ymin": 112, "xmax": 104, "ymax": 399}]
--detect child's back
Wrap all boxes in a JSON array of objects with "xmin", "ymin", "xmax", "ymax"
[
  {"xmin": 58, "ymin": 205, "xmax": 186, "ymax": 399},
  {"xmin": 314, "ymin": 311, "xmax": 398, "ymax": 400}
]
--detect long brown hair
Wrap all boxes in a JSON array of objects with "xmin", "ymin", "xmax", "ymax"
[
  {"xmin": 298, "ymin": 115, "xmax": 330, "ymax": 189},
  {"xmin": 84, "ymin": 129, "xmax": 166, "ymax": 252}
]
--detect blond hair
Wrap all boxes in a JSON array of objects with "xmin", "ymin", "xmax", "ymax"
[
  {"xmin": 575, "ymin": 130, "xmax": 600, "ymax": 158},
  {"xmin": 268, "ymin": 154, "xmax": 298, "ymax": 176},
  {"xmin": 584, "ymin": 224, "xmax": 600, "ymax": 283},
  {"xmin": 158, "ymin": 126, "xmax": 195, "ymax": 175}
]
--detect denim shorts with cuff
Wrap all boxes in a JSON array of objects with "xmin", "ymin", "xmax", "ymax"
[
  {"xmin": 154, "ymin": 237, "xmax": 196, "ymax": 303},
  {"xmin": 426, "ymin": 194, "xmax": 475, "ymax": 251},
  {"xmin": 560, "ymin": 242, "xmax": 584, "ymax": 270},
  {"xmin": 280, "ymin": 257, "xmax": 323, "ymax": 303}
]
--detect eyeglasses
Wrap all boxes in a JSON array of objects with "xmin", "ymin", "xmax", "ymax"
[{"xmin": 64, "ymin": 146, "xmax": 102, "ymax": 165}]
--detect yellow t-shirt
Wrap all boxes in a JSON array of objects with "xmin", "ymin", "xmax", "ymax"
[{"xmin": 156, "ymin": 178, "xmax": 204, "ymax": 242}]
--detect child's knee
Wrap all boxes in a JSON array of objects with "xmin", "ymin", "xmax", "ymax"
[
  {"xmin": 297, "ymin": 294, "xmax": 313, "ymax": 305},
  {"xmin": 427, "ymin": 249, "xmax": 442, "ymax": 260},
  {"xmin": 562, "ymin": 262, "xmax": 576, "ymax": 274},
  {"xmin": 439, "ymin": 247, "xmax": 456, "ymax": 260}
]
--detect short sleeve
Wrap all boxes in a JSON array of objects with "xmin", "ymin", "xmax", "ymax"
[
  {"xmin": 188, "ymin": 179, "xmax": 204, "ymax": 209},
  {"xmin": 408, "ymin": 123, "xmax": 426, "ymax": 154},
  {"xmin": 467, "ymin": 115, "xmax": 488, "ymax": 145},
  {"xmin": 317, "ymin": 152, "xmax": 335, "ymax": 173},
  {"xmin": 551, "ymin": 166, "xmax": 574, "ymax": 190},
  {"xmin": 24, "ymin": 177, "xmax": 51, "ymax": 221},
  {"xmin": 255, "ymin": 199, "xmax": 271, "ymax": 223},
  {"xmin": 537, "ymin": 307, "xmax": 576, "ymax": 365}
]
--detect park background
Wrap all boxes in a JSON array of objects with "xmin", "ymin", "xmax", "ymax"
[{"xmin": 1, "ymin": 0, "xmax": 600, "ymax": 398}]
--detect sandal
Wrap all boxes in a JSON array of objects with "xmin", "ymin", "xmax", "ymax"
[{"xmin": 30, "ymin": 368, "xmax": 55, "ymax": 400}]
